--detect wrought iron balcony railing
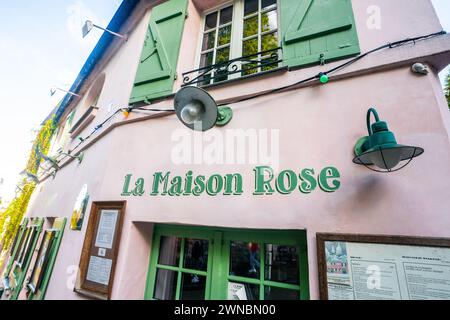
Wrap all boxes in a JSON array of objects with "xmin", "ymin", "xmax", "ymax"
[{"xmin": 182, "ymin": 47, "xmax": 282, "ymax": 87}]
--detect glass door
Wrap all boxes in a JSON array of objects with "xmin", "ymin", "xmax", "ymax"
[
  {"xmin": 147, "ymin": 226, "xmax": 214, "ymax": 300},
  {"xmin": 223, "ymin": 230, "xmax": 308, "ymax": 300},
  {"xmin": 145, "ymin": 225, "xmax": 309, "ymax": 300}
]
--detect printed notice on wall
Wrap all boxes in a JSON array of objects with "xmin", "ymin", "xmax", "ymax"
[
  {"xmin": 94, "ymin": 210, "xmax": 118, "ymax": 249},
  {"xmin": 86, "ymin": 256, "xmax": 112, "ymax": 286},
  {"xmin": 325, "ymin": 241, "xmax": 450, "ymax": 300}
]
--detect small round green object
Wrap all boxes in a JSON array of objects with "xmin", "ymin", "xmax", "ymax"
[{"xmin": 319, "ymin": 73, "xmax": 329, "ymax": 84}]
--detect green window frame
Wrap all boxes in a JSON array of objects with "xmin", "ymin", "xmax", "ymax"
[
  {"xmin": 6, "ymin": 218, "xmax": 44, "ymax": 300},
  {"xmin": 145, "ymin": 224, "xmax": 309, "ymax": 300}
]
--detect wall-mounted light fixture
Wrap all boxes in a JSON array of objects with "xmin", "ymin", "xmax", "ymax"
[
  {"xmin": 353, "ymin": 108, "xmax": 424, "ymax": 172},
  {"xmin": 174, "ymin": 86, "xmax": 233, "ymax": 131},
  {"xmin": 50, "ymin": 87, "xmax": 81, "ymax": 98},
  {"xmin": 38, "ymin": 150, "xmax": 61, "ymax": 171},
  {"xmin": 20, "ymin": 170, "xmax": 40, "ymax": 184},
  {"xmin": 82, "ymin": 20, "xmax": 127, "ymax": 40},
  {"xmin": 60, "ymin": 152, "xmax": 84, "ymax": 164}
]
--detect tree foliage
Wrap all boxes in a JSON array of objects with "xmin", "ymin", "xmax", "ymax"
[{"xmin": 0, "ymin": 116, "xmax": 57, "ymax": 268}]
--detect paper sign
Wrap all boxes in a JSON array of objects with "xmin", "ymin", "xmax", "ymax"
[
  {"xmin": 98, "ymin": 248, "xmax": 106, "ymax": 257},
  {"xmin": 94, "ymin": 210, "xmax": 118, "ymax": 249},
  {"xmin": 228, "ymin": 282, "xmax": 248, "ymax": 300},
  {"xmin": 86, "ymin": 256, "xmax": 112, "ymax": 286}
]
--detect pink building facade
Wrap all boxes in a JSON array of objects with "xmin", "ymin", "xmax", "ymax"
[{"xmin": 2, "ymin": 0, "xmax": 450, "ymax": 300}]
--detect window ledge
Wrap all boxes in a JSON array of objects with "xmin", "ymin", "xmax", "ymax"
[{"xmin": 69, "ymin": 106, "xmax": 99, "ymax": 138}]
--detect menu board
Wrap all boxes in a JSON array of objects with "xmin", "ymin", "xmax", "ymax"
[
  {"xmin": 317, "ymin": 234, "xmax": 450, "ymax": 300},
  {"xmin": 76, "ymin": 201, "xmax": 126, "ymax": 300}
]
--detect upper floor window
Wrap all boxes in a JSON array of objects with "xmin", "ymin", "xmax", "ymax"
[
  {"xmin": 195, "ymin": 0, "xmax": 281, "ymax": 86},
  {"xmin": 242, "ymin": 0, "xmax": 278, "ymax": 75}
]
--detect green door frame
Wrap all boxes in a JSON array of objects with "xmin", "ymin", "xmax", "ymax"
[{"xmin": 144, "ymin": 224, "xmax": 309, "ymax": 300}]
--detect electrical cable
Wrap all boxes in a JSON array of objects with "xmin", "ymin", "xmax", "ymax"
[
  {"xmin": 48, "ymin": 30, "xmax": 445, "ymax": 172},
  {"xmin": 217, "ymin": 30, "xmax": 446, "ymax": 106}
]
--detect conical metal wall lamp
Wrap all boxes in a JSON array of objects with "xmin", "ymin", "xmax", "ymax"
[
  {"xmin": 174, "ymin": 86, "xmax": 233, "ymax": 131},
  {"xmin": 353, "ymin": 108, "xmax": 424, "ymax": 172}
]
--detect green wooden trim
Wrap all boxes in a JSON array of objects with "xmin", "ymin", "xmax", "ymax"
[
  {"xmin": 227, "ymin": 275, "xmax": 261, "ymax": 286},
  {"xmin": 284, "ymin": 45, "xmax": 361, "ymax": 71},
  {"xmin": 10, "ymin": 218, "xmax": 44, "ymax": 300},
  {"xmin": 262, "ymin": 280, "xmax": 300, "ymax": 291},
  {"xmin": 281, "ymin": 0, "xmax": 360, "ymax": 69},
  {"xmin": 175, "ymin": 237, "xmax": 185, "ymax": 300},
  {"xmin": 129, "ymin": 0, "xmax": 189, "ymax": 104},
  {"xmin": 259, "ymin": 241, "xmax": 265, "ymax": 300},
  {"xmin": 144, "ymin": 224, "xmax": 159, "ymax": 300},
  {"xmin": 155, "ymin": 265, "xmax": 210, "ymax": 277},
  {"xmin": 284, "ymin": 0, "xmax": 313, "ymax": 36},
  {"xmin": 145, "ymin": 224, "xmax": 309, "ymax": 300},
  {"xmin": 285, "ymin": 17, "xmax": 353, "ymax": 44},
  {"xmin": 4, "ymin": 218, "xmax": 28, "ymax": 276},
  {"xmin": 299, "ymin": 241, "xmax": 310, "ymax": 300},
  {"xmin": 28, "ymin": 218, "xmax": 67, "ymax": 300}
]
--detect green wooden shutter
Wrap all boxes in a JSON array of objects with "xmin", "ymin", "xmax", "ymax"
[
  {"xmin": 129, "ymin": 0, "xmax": 188, "ymax": 104},
  {"xmin": 281, "ymin": 0, "xmax": 360, "ymax": 69},
  {"xmin": 28, "ymin": 218, "xmax": 67, "ymax": 300}
]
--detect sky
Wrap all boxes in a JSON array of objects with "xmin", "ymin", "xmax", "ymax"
[
  {"xmin": 0, "ymin": 0, "xmax": 121, "ymax": 206},
  {"xmin": 0, "ymin": 0, "xmax": 449, "ymax": 206}
]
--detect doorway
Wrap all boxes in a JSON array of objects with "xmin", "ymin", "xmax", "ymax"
[{"xmin": 144, "ymin": 224, "xmax": 309, "ymax": 300}]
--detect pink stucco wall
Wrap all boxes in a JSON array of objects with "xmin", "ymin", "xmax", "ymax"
[{"xmin": 20, "ymin": 0, "xmax": 450, "ymax": 300}]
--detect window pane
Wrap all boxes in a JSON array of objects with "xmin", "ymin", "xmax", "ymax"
[
  {"xmin": 216, "ymin": 46, "xmax": 230, "ymax": 63},
  {"xmin": 243, "ymin": 38, "xmax": 258, "ymax": 56},
  {"xmin": 264, "ymin": 244, "xmax": 299, "ymax": 284},
  {"xmin": 244, "ymin": 0, "xmax": 258, "ymax": 16},
  {"xmin": 261, "ymin": 10, "xmax": 277, "ymax": 32},
  {"xmin": 243, "ymin": 16, "xmax": 258, "ymax": 38},
  {"xmin": 154, "ymin": 269, "xmax": 178, "ymax": 300},
  {"xmin": 202, "ymin": 31, "xmax": 216, "ymax": 51},
  {"xmin": 214, "ymin": 47, "xmax": 230, "ymax": 83},
  {"xmin": 218, "ymin": 25, "xmax": 232, "ymax": 46},
  {"xmin": 181, "ymin": 274, "xmax": 206, "ymax": 300},
  {"xmin": 228, "ymin": 282, "xmax": 260, "ymax": 300},
  {"xmin": 200, "ymin": 52, "xmax": 214, "ymax": 68},
  {"xmin": 264, "ymin": 286, "xmax": 299, "ymax": 300},
  {"xmin": 242, "ymin": 62, "xmax": 258, "ymax": 76},
  {"xmin": 220, "ymin": 6, "xmax": 233, "ymax": 25},
  {"xmin": 158, "ymin": 236, "xmax": 181, "ymax": 267},
  {"xmin": 262, "ymin": 0, "xmax": 277, "ymax": 10},
  {"xmin": 229, "ymin": 241, "xmax": 260, "ymax": 279},
  {"xmin": 261, "ymin": 32, "xmax": 278, "ymax": 51},
  {"xmin": 184, "ymin": 239, "xmax": 209, "ymax": 271},
  {"xmin": 205, "ymin": 12, "xmax": 218, "ymax": 30}
]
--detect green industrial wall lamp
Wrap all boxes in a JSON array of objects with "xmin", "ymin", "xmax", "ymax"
[
  {"xmin": 353, "ymin": 108, "xmax": 424, "ymax": 172},
  {"xmin": 174, "ymin": 86, "xmax": 233, "ymax": 131}
]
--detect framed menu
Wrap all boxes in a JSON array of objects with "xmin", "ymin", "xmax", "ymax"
[
  {"xmin": 317, "ymin": 233, "xmax": 450, "ymax": 300},
  {"xmin": 75, "ymin": 201, "xmax": 126, "ymax": 300}
]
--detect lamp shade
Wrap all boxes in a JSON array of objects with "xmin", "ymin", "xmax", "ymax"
[
  {"xmin": 174, "ymin": 86, "xmax": 218, "ymax": 131},
  {"xmin": 353, "ymin": 145, "xmax": 424, "ymax": 170},
  {"xmin": 353, "ymin": 108, "xmax": 424, "ymax": 172},
  {"xmin": 82, "ymin": 20, "xmax": 94, "ymax": 38}
]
